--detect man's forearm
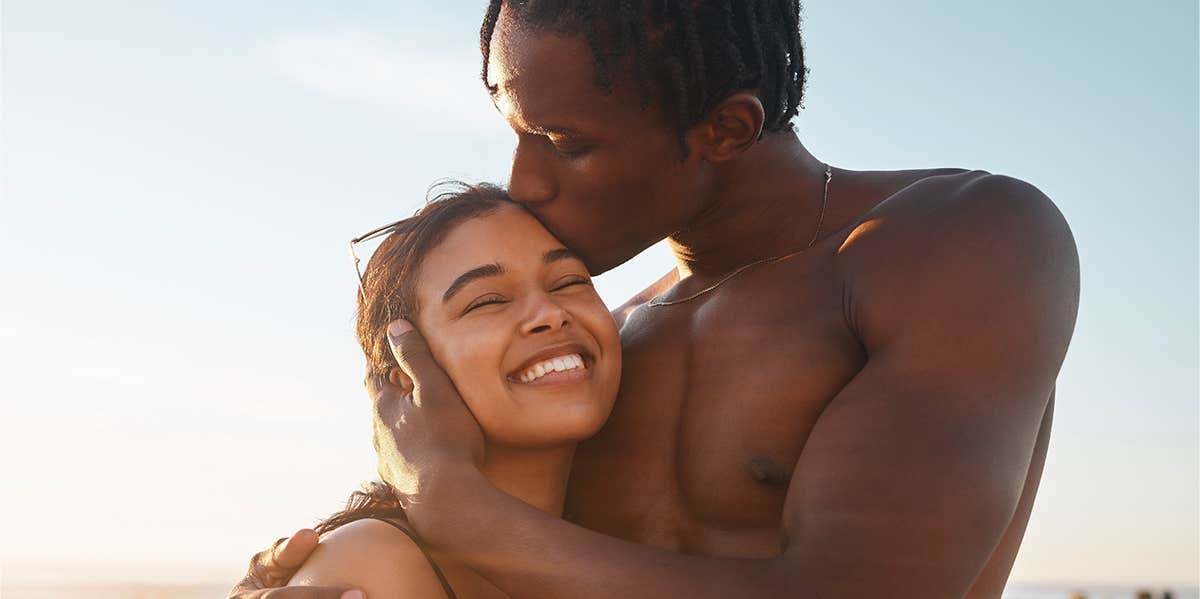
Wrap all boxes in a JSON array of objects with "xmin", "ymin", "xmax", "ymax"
[{"xmin": 410, "ymin": 469, "xmax": 799, "ymax": 599}]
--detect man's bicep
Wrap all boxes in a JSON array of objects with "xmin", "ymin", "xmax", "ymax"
[
  {"xmin": 779, "ymin": 174, "xmax": 1079, "ymax": 596},
  {"xmin": 780, "ymin": 345, "xmax": 1054, "ymax": 597}
]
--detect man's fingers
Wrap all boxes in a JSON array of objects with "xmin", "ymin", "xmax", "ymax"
[
  {"xmin": 272, "ymin": 528, "xmax": 319, "ymax": 570},
  {"xmin": 386, "ymin": 319, "xmax": 454, "ymax": 403}
]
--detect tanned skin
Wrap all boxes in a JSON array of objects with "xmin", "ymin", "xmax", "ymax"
[{"xmin": 232, "ymin": 8, "xmax": 1078, "ymax": 599}]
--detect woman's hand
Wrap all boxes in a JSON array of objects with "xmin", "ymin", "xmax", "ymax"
[
  {"xmin": 372, "ymin": 319, "xmax": 486, "ymax": 531},
  {"xmin": 227, "ymin": 529, "xmax": 361, "ymax": 599}
]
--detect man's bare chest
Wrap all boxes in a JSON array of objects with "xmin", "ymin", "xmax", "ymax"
[{"xmin": 567, "ymin": 267, "xmax": 865, "ymax": 553}]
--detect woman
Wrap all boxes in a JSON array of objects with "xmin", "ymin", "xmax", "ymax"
[{"xmin": 287, "ymin": 182, "xmax": 623, "ymax": 598}]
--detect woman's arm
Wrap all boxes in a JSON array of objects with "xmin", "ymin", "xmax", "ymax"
[{"xmin": 288, "ymin": 519, "xmax": 451, "ymax": 598}]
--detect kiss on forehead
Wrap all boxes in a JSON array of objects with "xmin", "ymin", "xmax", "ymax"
[{"xmin": 235, "ymin": 3, "xmax": 1079, "ymax": 599}]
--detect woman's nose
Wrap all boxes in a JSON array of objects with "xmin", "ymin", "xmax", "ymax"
[
  {"xmin": 508, "ymin": 137, "xmax": 555, "ymax": 205},
  {"xmin": 522, "ymin": 293, "xmax": 570, "ymax": 335}
]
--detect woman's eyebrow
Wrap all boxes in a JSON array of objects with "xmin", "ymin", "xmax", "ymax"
[
  {"xmin": 443, "ymin": 263, "xmax": 504, "ymax": 303},
  {"xmin": 442, "ymin": 250, "xmax": 579, "ymax": 304},
  {"xmin": 543, "ymin": 247, "xmax": 581, "ymax": 264}
]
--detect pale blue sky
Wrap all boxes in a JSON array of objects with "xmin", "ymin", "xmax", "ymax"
[{"xmin": 1, "ymin": 0, "xmax": 1196, "ymax": 589}]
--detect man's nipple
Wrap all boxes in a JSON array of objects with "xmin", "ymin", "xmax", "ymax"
[{"xmin": 746, "ymin": 456, "xmax": 791, "ymax": 488}]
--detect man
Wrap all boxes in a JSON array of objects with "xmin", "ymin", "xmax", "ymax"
[{"xmin": 233, "ymin": 2, "xmax": 1078, "ymax": 597}]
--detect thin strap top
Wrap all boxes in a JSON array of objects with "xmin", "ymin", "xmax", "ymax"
[{"xmin": 369, "ymin": 517, "xmax": 458, "ymax": 599}]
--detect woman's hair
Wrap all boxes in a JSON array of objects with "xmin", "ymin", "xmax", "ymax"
[
  {"xmin": 355, "ymin": 181, "xmax": 513, "ymax": 378},
  {"xmin": 318, "ymin": 181, "xmax": 512, "ymax": 533},
  {"xmin": 314, "ymin": 480, "xmax": 407, "ymax": 534}
]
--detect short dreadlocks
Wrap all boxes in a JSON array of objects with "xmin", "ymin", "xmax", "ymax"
[{"xmin": 480, "ymin": 0, "xmax": 807, "ymax": 143}]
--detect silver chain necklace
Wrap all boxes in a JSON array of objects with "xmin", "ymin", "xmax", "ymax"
[{"xmin": 647, "ymin": 164, "xmax": 832, "ymax": 308}]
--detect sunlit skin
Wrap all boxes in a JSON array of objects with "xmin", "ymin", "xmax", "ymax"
[
  {"xmin": 406, "ymin": 206, "xmax": 621, "ymax": 456},
  {"xmin": 286, "ymin": 205, "xmax": 622, "ymax": 599},
  {"xmin": 234, "ymin": 6, "xmax": 1080, "ymax": 599}
]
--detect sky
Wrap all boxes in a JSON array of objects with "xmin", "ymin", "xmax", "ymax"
[{"xmin": 1, "ymin": 0, "xmax": 1197, "ymax": 590}]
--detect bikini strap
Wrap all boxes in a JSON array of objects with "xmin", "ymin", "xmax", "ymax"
[{"xmin": 368, "ymin": 517, "xmax": 458, "ymax": 599}]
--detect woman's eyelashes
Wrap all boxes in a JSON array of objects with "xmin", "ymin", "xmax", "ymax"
[
  {"xmin": 462, "ymin": 277, "xmax": 592, "ymax": 314},
  {"xmin": 464, "ymin": 293, "xmax": 508, "ymax": 314},
  {"xmin": 552, "ymin": 276, "xmax": 592, "ymax": 291}
]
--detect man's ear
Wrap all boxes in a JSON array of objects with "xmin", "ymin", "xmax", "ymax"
[{"xmin": 692, "ymin": 92, "xmax": 765, "ymax": 163}]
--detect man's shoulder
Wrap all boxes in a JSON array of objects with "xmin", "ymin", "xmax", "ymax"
[
  {"xmin": 833, "ymin": 169, "xmax": 1078, "ymax": 341},
  {"xmin": 836, "ymin": 169, "xmax": 1072, "ymax": 273},
  {"xmin": 612, "ymin": 268, "xmax": 679, "ymax": 329}
]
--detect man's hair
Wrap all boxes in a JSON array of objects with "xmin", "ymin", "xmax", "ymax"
[{"xmin": 480, "ymin": 0, "xmax": 807, "ymax": 139}]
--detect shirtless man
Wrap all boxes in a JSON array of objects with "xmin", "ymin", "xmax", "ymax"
[{"xmin": 233, "ymin": 2, "xmax": 1078, "ymax": 597}]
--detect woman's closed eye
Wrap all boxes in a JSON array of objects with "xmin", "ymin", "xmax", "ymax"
[
  {"xmin": 464, "ymin": 293, "xmax": 508, "ymax": 314},
  {"xmin": 552, "ymin": 276, "xmax": 593, "ymax": 292}
]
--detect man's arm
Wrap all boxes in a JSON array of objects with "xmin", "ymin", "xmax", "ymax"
[{"xmin": 386, "ymin": 174, "xmax": 1079, "ymax": 598}]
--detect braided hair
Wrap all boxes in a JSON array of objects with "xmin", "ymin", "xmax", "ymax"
[{"xmin": 480, "ymin": 1, "xmax": 807, "ymax": 144}]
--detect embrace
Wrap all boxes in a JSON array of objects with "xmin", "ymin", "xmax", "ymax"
[{"xmin": 232, "ymin": 2, "xmax": 1079, "ymax": 598}]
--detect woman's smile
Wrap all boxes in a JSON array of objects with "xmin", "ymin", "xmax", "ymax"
[
  {"xmin": 508, "ymin": 341, "xmax": 594, "ymax": 386},
  {"xmin": 512, "ymin": 353, "xmax": 589, "ymax": 385}
]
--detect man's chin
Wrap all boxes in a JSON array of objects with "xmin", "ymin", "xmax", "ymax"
[
  {"xmin": 583, "ymin": 251, "xmax": 634, "ymax": 276},
  {"xmin": 581, "ymin": 239, "xmax": 666, "ymax": 276}
]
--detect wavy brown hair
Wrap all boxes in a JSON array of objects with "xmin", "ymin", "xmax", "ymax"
[
  {"xmin": 321, "ymin": 181, "xmax": 513, "ymax": 531},
  {"xmin": 355, "ymin": 181, "xmax": 513, "ymax": 378}
]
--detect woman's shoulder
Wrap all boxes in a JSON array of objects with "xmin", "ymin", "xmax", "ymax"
[{"xmin": 288, "ymin": 518, "xmax": 450, "ymax": 597}]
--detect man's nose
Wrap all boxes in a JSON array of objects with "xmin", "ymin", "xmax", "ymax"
[
  {"xmin": 508, "ymin": 138, "xmax": 555, "ymax": 204},
  {"xmin": 522, "ymin": 293, "xmax": 570, "ymax": 335}
]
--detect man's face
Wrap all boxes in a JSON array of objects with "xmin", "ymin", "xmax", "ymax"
[{"xmin": 487, "ymin": 11, "xmax": 710, "ymax": 274}]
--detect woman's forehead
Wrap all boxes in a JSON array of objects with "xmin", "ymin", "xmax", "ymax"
[{"xmin": 417, "ymin": 208, "xmax": 560, "ymax": 286}]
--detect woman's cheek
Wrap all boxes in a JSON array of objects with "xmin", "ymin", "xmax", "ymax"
[{"xmin": 446, "ymin": 340, "xmax": 505, "ymax": 409}]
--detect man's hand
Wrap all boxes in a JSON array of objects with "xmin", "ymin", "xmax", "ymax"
[
  {"xmin": 372, "ymin": 320, "xmax": 485, "ymax": 524},
  {"xmin": 228, "ymin": 529, "xmax": 361, "ymax": 599}
]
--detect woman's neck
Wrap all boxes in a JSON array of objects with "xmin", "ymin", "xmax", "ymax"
[{"xmin": 479, "ymin": 443, "xmax": 576, "ymax": 516}]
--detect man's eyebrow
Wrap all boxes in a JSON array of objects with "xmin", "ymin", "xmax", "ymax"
[
  {"xmin": 544, "ymin": 247, "xmax": 582, "ymax": 264},
  {"xmin": 443, "ymin": 263, "xmax": 505, "ymax": 303}
]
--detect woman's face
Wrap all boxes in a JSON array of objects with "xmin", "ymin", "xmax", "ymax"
[{"xmin": 410, "ymin": 204, "xmax": 621, "ymax": 449}]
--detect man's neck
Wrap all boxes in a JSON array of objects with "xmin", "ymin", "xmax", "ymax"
[
  {"xmin": 669, "ymin": 133, "xmax": 829, "ymax": 280},
  {"xmin": 480, "ymin": 444, "xmax": 575, "ymax": 516}
]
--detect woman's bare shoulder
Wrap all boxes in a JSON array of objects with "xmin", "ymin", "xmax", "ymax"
[{"xmin": 288, "ymin": 518, "xmax": 449, "ymax": 597}]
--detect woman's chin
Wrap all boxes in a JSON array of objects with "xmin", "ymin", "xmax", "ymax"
[{"xmin": 486, "ymin": 410, "xmax": 611, "ymax": 450}]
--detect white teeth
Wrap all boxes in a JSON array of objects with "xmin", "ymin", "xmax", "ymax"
[{"xmin": 516, "ymin": 353, "xmax": 585, "ymax": 383}]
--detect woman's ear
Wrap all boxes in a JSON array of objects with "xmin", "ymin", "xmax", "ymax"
[
  {"xmin": 387, "ymin": 365, "xmax": 414, "ymax": 395},
  {"xmin": 692, "ymin": 91, "xmax": 765, "ymax": 163}
]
